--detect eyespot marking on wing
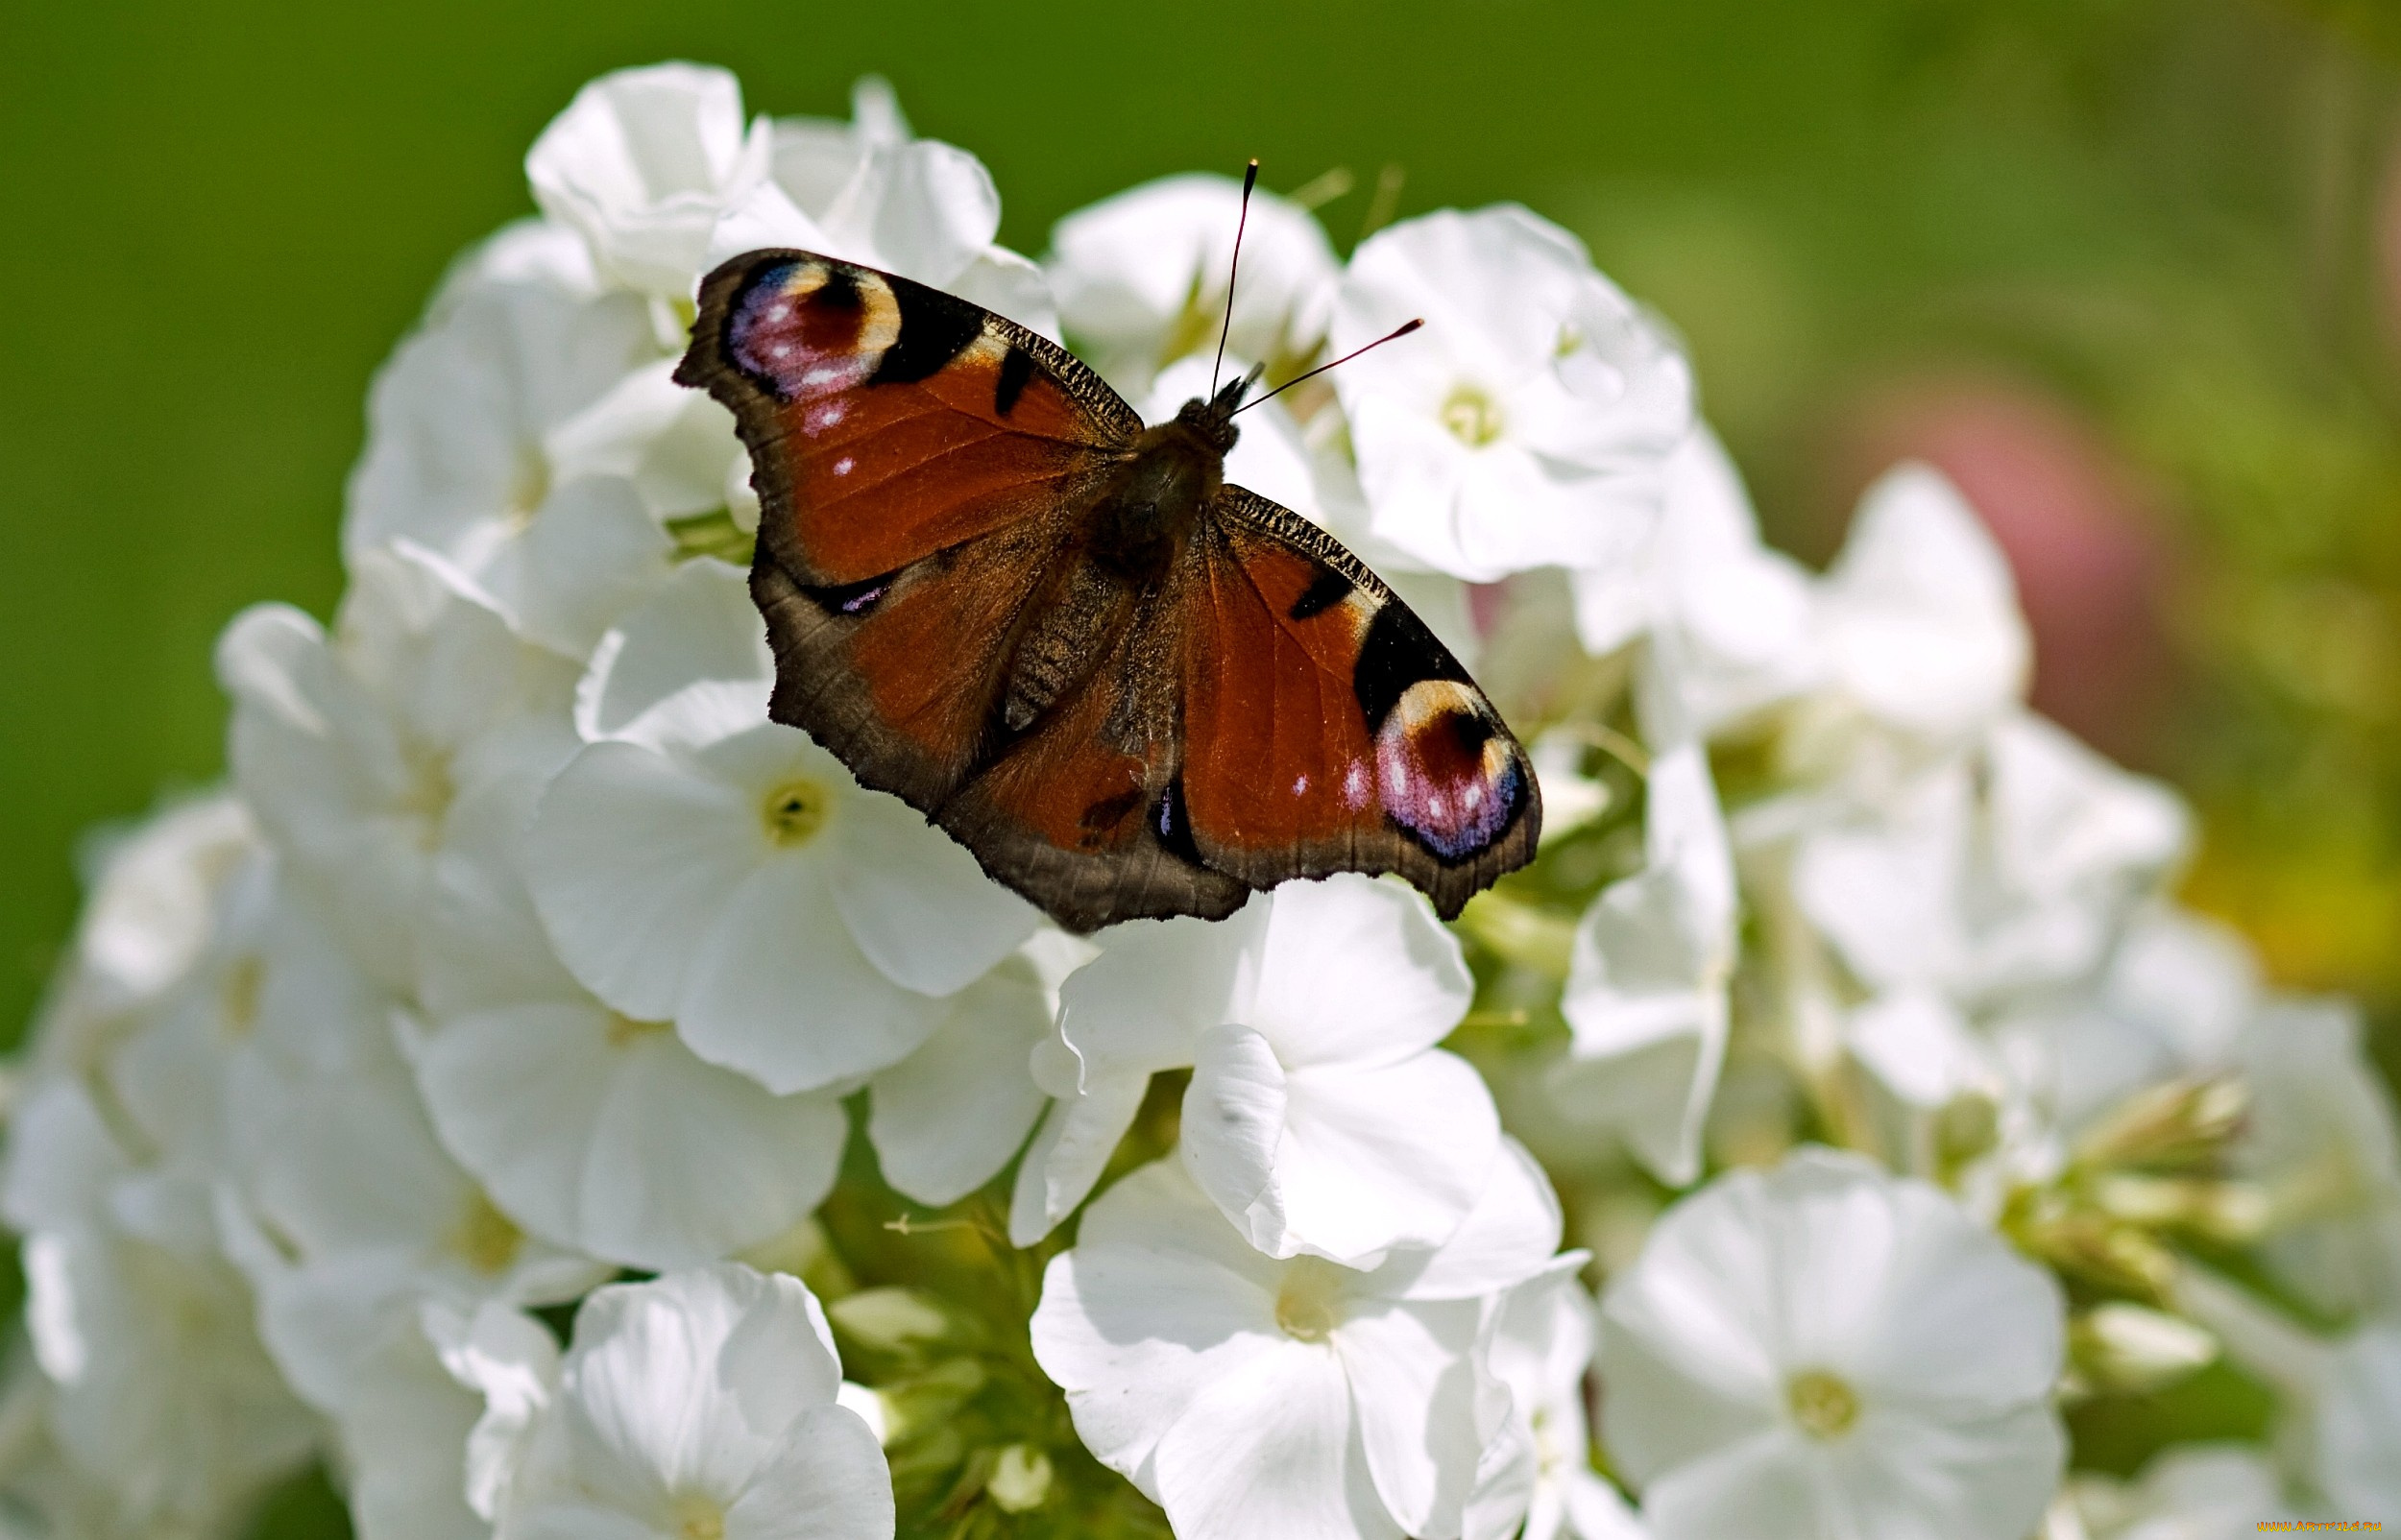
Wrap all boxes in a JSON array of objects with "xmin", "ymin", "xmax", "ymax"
[
  {"xmin": 725, "ymin": 258, "xmax": 902, "ymax": 403},
  {"xmin": 1374, "ymin": 679, "xmax": 1529, "ymax": 861}
]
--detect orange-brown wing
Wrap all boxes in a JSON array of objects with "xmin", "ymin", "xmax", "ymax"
[
  {"xmin": 677, "ymin": 249, "xmax": 1139, "ymax": 587},
  {"xmin": 933, "ymin": 590, "xmax": 1249, "ymax": 933},
  {"xmin": 682, "ymin": 249, "xmax": 1142, "ymax": 814},
  {"xmin": 1179, "ymin": 487, "xmax": 1540, "ymax": 919}
]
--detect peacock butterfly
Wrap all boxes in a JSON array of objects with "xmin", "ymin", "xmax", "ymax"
[{"xmin": 672, "ymin": 189, "xmax": 1540, "ymax": 932}]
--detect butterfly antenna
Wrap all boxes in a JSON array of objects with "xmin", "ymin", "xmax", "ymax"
[
  {"xmin": 1210, "ymin": 158, "xmax": 1260, "ymax": 397},
  {"xmin": 1232, "ymin": 319, "xmax": 1422, "ymax": 416}
]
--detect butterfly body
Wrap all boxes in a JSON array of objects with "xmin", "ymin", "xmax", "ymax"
[{"xmin": 678, "ymin": 249, "xmax": 1539, "ymax": 932}]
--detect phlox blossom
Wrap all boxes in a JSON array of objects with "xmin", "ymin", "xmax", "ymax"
[
  {"xmin": 1011, "ymin": 873, "xmax": 1497, "ymax": 1266},
  {"xmin": 1031, "ymin": 1144, "xmax": 1565, "ymax": 1540},
  {"xmin": 1597, "ymin": 1147, "xmax": 2068, "ymax": 1540},
  {"xmin": 1048, "ymin": 172, "xmax": 1339, "ymax": 396},
  {"xmin": 523, "ymin": 561, "xmax": 1037, "ymax": 1094},
  {"xmin": 1331, "ymin": 205, "xmax": 1691, "ymax": 582},
  {"xmin": 482, "ymin": 1263, "xmax": 894, "ymax": 1540}
]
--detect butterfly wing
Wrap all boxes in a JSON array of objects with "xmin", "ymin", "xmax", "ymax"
[
  {"xmin": 1179, "ymin": 487, "xmax": 1541, "ymax": 918},
  {"xmin": 681, "ymin": 250, "xmax": 1140, "ymax": 807},
  {"xmin": 933, "ymin": 586, "xmax": 1251, "ymax": 931},
  {"xmin": 678, "ymin": 249, "xmax": 1140, "ymax": 587}
]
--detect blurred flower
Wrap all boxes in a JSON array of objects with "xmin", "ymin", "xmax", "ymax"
[
  {"xmin": 707, "ymin": 76, "xmax": 1056, "ymax": 337},
  {"xmin": 1569, "ymin": 428, "xmax": 1819, "ymax": 735},
  {"xmin": 1548, "ymin": 742, "xmax": 1735, "ymax": 1186},
  {"xmin": 487, "ymin": 1263, "xmax": 893, "ymax": 1539},
  {"xmin": 404, "ymin": 832, "xmax": 850, "ymax": 1271},
  {"xmin": 2231, "ymin": 999, "xmax": 2401, "ymax": 1319},
  {"xmin": 1012, "ymin": 874, "xmax": 1496, "ymax": 1265},
  {"xmin": 1597, "ymin": 1147, "xmax": 2067, "ymax": 1540},
  {"xmin": 1791, "ymin": 712, "xmax": 2188, "ymax": 1013},
  {"xmin": 1844, "ymin": 377, "xmax": 2177, "ymax": 764},
  {"xmin": 1049, "ymin": 172, "xmax": 1338, "ymax": 397},
  {"xmin": 2316, "ymin": 1321, "xmax": 2401, "ymax": 1521},
  {"xmin": 1331, "ymin": 205, "xmax": 1692, "ymax": 582},
  {"xmin": 1031, "ymin": 1145, "xmax": 1564, "ymax": 1540},
  {"xmin": 1465, "ymin": 1261, "xmax": 1624, "ymax": 1540},
  {"xmin": 1809, "ymin": 464, "xmax": 2030, "ymax": 752},
  {"xmin": 523, "ymin": 561, "xmax": 1037, "ymax": 1094},
  {"xmin": 218, "ymin": 546, "xmax": 581, "ymax": 991},
  {"xmin": 345, "ymin": 221, "xmax": 670, "ymax": 656},
  {"xmin": 21, "ymin": 790, "xmax": 256, "ymax": 1081},
  {"xmin": 213, "ymin": 962, "xmax": 607, "ymax": 1412},
  {"xmin": 527, "ymin": 62, "xmax": 772, "ymax": 300},
  {"xmin": 2067, "ymin": 1444, "xmax": 2295, "ymax": 1538},
  {"xmin": 3, "ymin": 1081, "xmax": 319, "ymax": 1536}
]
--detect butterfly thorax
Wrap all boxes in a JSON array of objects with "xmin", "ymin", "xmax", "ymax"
[{"xmin": 999, "ymin": 397, "xmax": 1241, "ymax": 734}]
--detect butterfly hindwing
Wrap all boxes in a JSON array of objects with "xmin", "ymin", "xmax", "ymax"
[
  {"xmin": 935, "ymin": 586, "xmax": 1250, "ymax": 931},
  {"xmin": 1180, "ymin": 489, "xmax": 1540, "ymax": 918},
  {"xmin": 678, "ymin": 250, "xmax": 1140, "ymax": 587}
]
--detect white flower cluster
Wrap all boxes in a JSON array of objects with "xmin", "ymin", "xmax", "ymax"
[{"xmin": 4, "ymin": 58, "xmax": 2397, "ymax": 1540}]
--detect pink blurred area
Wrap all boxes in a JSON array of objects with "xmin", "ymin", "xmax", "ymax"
[{"xmin": 1839, "ymin": 377, "xmax": 2182, "ymax": 768}]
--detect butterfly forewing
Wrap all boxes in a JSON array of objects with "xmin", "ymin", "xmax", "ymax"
[
  {"xmin": 1183, "ymin": 490, "xmax": 1540, "ymax": 918},
  {"xmin": 680, "ymin": 251, "xmax": 1138, "ymax": 586}
]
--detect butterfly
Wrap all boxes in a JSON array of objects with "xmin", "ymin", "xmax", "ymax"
[{"xmin": 672, "ymin": 230, "xmax": 1540, "ymax": 933}]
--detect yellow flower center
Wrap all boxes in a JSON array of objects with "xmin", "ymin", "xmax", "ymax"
[
  {"xmin": 671, "ymin": 1495, "xmax": 726, "ymax": 1540},
  {"xmin": 504, "ymin": 447, "xmax": 550, "ymax": 533},
  {"xmin": 449, "ymin": 1191, "xmax": 524, "ymax": 1276},
  {"xmin": 1273, "ymin": 1257, "xmax": 1348, "ymax": 1343},
  {"xmin": 606, "ymin": 1013, "xmax": 673, "ymax": 1048},
  {"xmin": 1440, "ymin": 383, "xmax": 1505, "ymax": 447},
  {"xmin": 400, "ymin": 747, "xmax": 455, "ymax": 848},
  {"xmin": 218, "ymin": 953, "xmax": 265, "ymax": 1040},
  {"xmin": 1785, "ymin": 1367, "xmax": 1860, "ymax": 1440},
  {"xmin": 762, "ymin": 777, "xmax": 830, "ymax": 847}
]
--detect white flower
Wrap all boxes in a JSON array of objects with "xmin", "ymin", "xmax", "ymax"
[
  {"xmin": 1596, "ymin": 1147, "xmax": 2068, "ymax": 1540},
  {"xmin": 96, "ymin": 845, "xmax": 279, "ymax": 1179},
  {"xmin": 490, "ymin": 1263, "xmax": 894, "ymax": 1540},
  {"xmin": 1568, "ymin": 428, "xmax": 1819, "ymax": 737},
  {"xmin": 1549, "ymin": 742, "xmax": 1735, "ymax": 1186},
  {"xmin": 527, "ymin": 62, "xmax": 772, "ymax": 300},
  {"xmin": 1330, "ymin": 205, "xmax": 1691, "ymax": 582},
  {"xmin": 2231, "ymin": 999, "xmax": 2401, "ymax": 1319},
  {"xmin": 1048, "ymin": 172, "xmax": 1339, "ymax": 396},
  {"xmin": 1011, "ymin": 874, "xmax": 1496, "ymax": 1265},
  {"xmin": 523, "ymin": 561, "xmax": 1037, "ymax": 1093},
  {"xmin": 861, "ymin": 945, "xmax": 1056, "ymax": 1209},
  {"xmin": 2, "ymin": 1082, "xmax": 319, "ymax": 1536},
  {"xmin": 1031, "ymin": 1145, "xmax": 1564, "ymax": 1540},
  {"xmin": 2316, "ymin": 1322, "xmax": 2401, "ymax": 1521},
  {"xmin": 345, "ymin": 219, "xmax": 669, "ymax": 655},
  {"xmin": 405, "ymin": 827, "xmax": 851, "ymax": 1271},
  {"xmin": 218, "ymin": 546, "xmax": 581, "ymax": 990},
  {"xmin": 1986, "ymin": 903, "xmax": 2259, "ymax": 1137},
  {"xmin": 2069, "ymin": 1444, "xmax": 2296, "ymax": 1538},
  {"xmin": 705, "ymin": 77, "xmax": 1057, "ymax": 337},
  {"xmin": 1812, "ymin": 464, "xmax": 2030, "ymax": 750},
  {"xmin": 213, "ymin": 960, "xmax": 607, "ymax": 1411},
  {"xmin": 313, "ymin": 1301, "xmax": 553, "ymax": 1540},
  {"xmin": 22, "ymin": 791, "xmax": 257, "ymax": 1080},
  {"xmin": 544, "ymin": 356, "xmax": 759, "ymax": 543},
  {"xmin": 1791, "ymin": 712, "xmax": 2188, "ymax": 1013},
  {"xmin": 1465, "ymin": 1262, "xmax": 1623, "ymax": 1540}
]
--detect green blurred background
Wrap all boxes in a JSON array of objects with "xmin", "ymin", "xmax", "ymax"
[{"xmin": 5, "ymin": 1, "xmax": 2399, "ymax": 1531}]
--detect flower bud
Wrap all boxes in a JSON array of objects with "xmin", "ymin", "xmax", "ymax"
[{"xmin": 2070, "ymin": 1302, "xmax": 2219, "ymax": 1394}]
